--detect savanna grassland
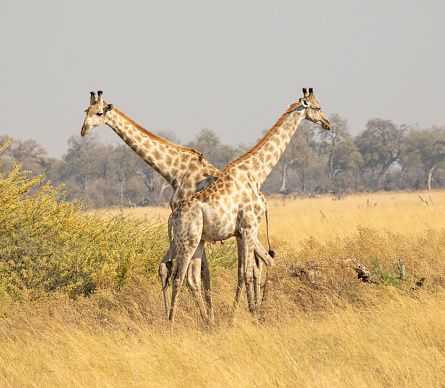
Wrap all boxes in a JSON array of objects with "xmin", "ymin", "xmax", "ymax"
[{"xmin": 1, "ymin": 147, "xmax": 445, "ymax": 387}]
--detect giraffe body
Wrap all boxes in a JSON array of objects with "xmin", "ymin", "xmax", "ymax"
[
  {"xmin": 81, "ymin": 91, "xmax": 274, "ymax": 320},
  {"xmin": 168, "ymin": 88, "xmax": 330, "ymax": 323}
]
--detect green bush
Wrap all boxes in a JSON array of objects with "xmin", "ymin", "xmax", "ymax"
[{"xmin": 0, "ymin": 141, "xmax": 169, "ymax": 297}]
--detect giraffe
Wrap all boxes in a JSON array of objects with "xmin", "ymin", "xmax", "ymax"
[
  {"xmin": 168, "ymin": 88, "xmax": 330, "ymax": 323},
  {"xmin": 80, "ymin": 91, "xmax": 275, "ymax": 319}
]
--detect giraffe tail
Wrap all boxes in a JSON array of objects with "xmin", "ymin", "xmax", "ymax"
[
  {"xmin": 265, "ymin": 201, "xmax": 275, "ymax": 259},
  {"xmin": 168, "ymin": 213, "xmax": 173, "ymax": 244}
]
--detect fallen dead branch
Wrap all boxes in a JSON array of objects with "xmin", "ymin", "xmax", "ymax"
[{"xmin": 283, "ymin": 256, "xmax": 380, "ymax": 284}]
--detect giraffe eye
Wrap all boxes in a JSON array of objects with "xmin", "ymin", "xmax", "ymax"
[{"xmin": 97, "ymin": 112, "xmax": 103, "ymax": 116}]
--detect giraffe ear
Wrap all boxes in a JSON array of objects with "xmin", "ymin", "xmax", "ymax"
[
  {"xmin": 300, "ymin": 99, "xmax": 309, "ymax": 107},
  {"xmin": 105, "ymin": 104, "xmax": 113, "ymax": 112}
]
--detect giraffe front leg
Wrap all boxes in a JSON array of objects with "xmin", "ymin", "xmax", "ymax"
[
  {"xmin": 243, "ymin": 233, "xmax": 256, "ymax": 314},
  {"xmin": 169, "ymin": 238, "xmax": 201, "ymax": 325},
  {"xmin": 187, "ymin": 242, "xmax": 210, "ymax": 323},
  {"xmin": 158, "ymin": 241, "xmax": 176, "ymax": 320},
  {"xmin": 234, "ymin": 236, "xmax": 245, "ymax": 310},
  {"xmin": 200, "ymin": 244, "xmax": 214, "ymax": 322}
]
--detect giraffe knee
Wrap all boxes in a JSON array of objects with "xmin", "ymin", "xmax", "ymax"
[
  {"xmin": 187, "ymin": 276, "xmax": 198, "ymax": 291},
  {"xmin": 159, "ymin": 263, "xmax": 168, "ymax": 279},
  {"xmin": 245, "ymin": 272, "xmax": 254, "ymax": 284},
  {"xmin": 159, "ymin": 261, "xmax": 173, "ymax": 280}
]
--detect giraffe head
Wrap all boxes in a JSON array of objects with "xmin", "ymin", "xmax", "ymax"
[
  {"xmin": 289, "ymin": 88, "xmax": 331, "ymax": 130},
  {"xmin": 81, "ymin": 91, "xmax": 114, "ymax": 136}
]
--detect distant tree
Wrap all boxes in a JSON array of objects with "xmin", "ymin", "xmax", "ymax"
[
  {"xmin": 317, "ymin": 114, "xmax": 352, "ymax": 182},
  {"xmin": 356, "ymin": 119, "xmax": 406, "ymax": 189},
  {"xmin": 58, "ymin": 135, "xmax": 112, "ymax": 204},
  {"xmin": 105, "ymin": 145, "xmax": 144, "ymax": 208},
  {"xmin": 186, "ymin": 128, "xmax": 240, "ymax": 170},
  {"xmin": 0, "ymin": 136, "xmax": 57, "ymax": 176},
  {"xmin": 404, "ymin": 126, "xmax": 445, "ymax": 190},
  {"xmin": 329, "ymin": 139, "xmax": 363, "ymax": 191}
]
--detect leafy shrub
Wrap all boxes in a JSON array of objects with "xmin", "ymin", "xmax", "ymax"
[{"xmin": 0, "ymin": 140, "xmax": 169, "ymax": 297}]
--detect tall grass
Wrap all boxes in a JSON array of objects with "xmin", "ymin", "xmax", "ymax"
[
  {"xmin": 265, "ymin": 191, "xmax": 445, "ymax": 246},
  {"xmin": 1, "ymin": 140, "xmax": 444, "ymax": 387}
]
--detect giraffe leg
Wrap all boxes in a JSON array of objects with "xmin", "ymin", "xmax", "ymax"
[
  {"xmin": 169, "ymin": 239, "xmax": 201, "ymax": 324},
  {"xmin": 253, "ymin": 240, "xmax": 276, "ymax": 306},
  {"xmin": 254, "ymin": 239, "xmax": 275, "ymax": 267},
  {"xmin": 158, "ymin": 242, "xmax": 176, "ymax": 319},
  {"xmin": 200, "ymin": 245, "xmax": 214, "ymax": 322},
  {"xmin": 186, "ymin": 243, "xmax": 210, "ymax": 323},
  {"xmin": 243, "ymin": 232, "xmax": 256, "ymax": 313},
  {"xmin": 234, "ymin": 236, "xmax": 244, "ymax": 309},
  {"xmin": 253, "ymin": 253, "xmax": 264, "ymax": 308}
]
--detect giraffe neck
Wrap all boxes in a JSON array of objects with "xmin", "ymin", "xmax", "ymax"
[
  {"xmin": 104, "ymin": 108, "xmax": 203, "ymax": 190},
  {"xmin": 225, "ymin": 106, "xmax": 305, "ymax": 188}
]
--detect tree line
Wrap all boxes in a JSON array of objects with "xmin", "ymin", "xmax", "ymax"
[{"xmin": 1, "ymin": 114, "xmax": 444, "ymax": 208}]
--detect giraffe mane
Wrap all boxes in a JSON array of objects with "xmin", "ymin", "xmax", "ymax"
[
  {"xmin": 112, "ymin": 107, "xmax": 203, "ymax": 158},
  {"xmin": 222, "ymin": 101, "xmax": 301, "ymax": 172}
]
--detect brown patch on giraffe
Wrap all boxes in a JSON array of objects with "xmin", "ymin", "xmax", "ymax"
[
  {"xmin": 188, "ymin": 163, "xmax": 198, "ymax": 173},
  {"xmin": 241, "ymin": 190, "xmax": 250, "ymax": 204},
  {"xmin": 152, "ymin": 148, "xmax": 162, "ymax": 160},
  {"xmin": 245, "ymin": 203, "xmax": 254, "ymax": 213},
  {"xmin": 237, "ymin": 163, "xmax": 250, "ymax": 171},
  {"xmin": 143, "ymin": 139, "xmax": 152, "ymax": 149},
  {"xmin": 165, "ymin": 154, "xmax": 173, "ymax": 166},
  {"xmin": 180, "ymin": 162, "xmax": 187, "ymax": 172}
]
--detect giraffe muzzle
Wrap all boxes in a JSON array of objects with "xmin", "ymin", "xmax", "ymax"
[{"xmin": 81, "ymin": 126, "xmax": 89, "ymax": 136}]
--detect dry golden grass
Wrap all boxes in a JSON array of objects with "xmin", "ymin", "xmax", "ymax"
[
  {"xmin": 103, "ymin": 190, "xmax": 445, "ymax": 250},
  {"xmin": 2, "ymin": 190, "xmax": 445, "ymax": 387},
  {"xmin": 1, "ymin": 283, "xmax": 445, "ymax": 387},
  {"xmin": 265, "ymin": 190, "xmax": 445, "ymax": 247}
]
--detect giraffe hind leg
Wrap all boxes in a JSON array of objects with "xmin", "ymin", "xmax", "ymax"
[
  {"xmin": 187, "ymin": 242, "xmax": 210, "ymax": 323},
  {"xmin": 200, "ymin": 245, "xmax": 214, "ymax": 322},
  {"xmin": 158, "ymin": 242, "xmax": 176, "ymax": 319},
  {"xmin": 169, "ymin": 239, "xmax": 202, "ymax": 324},
  {"xmin": 241, "ymin": 229, "xmax": 257, "ymax": 313},
  {"xmin": 253, "ymin": 240, "xmax": 276, "ymax": 306},
  {"xmin": 253, "ymin": 252, "xmax": 263, "ymax": 308},
  {"xmin": 234, "ymin": 236, "xmax": 244, "ymax": 309}
]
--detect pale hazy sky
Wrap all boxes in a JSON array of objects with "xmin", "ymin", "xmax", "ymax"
[{"xmin": 1, "ymin": 1, "xmax": 444, "ymax": 158}]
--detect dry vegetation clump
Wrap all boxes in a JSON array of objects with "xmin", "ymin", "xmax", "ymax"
[{"xmin": 261, "ymin": 224, "xmax": 445, "ymax": 318}]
